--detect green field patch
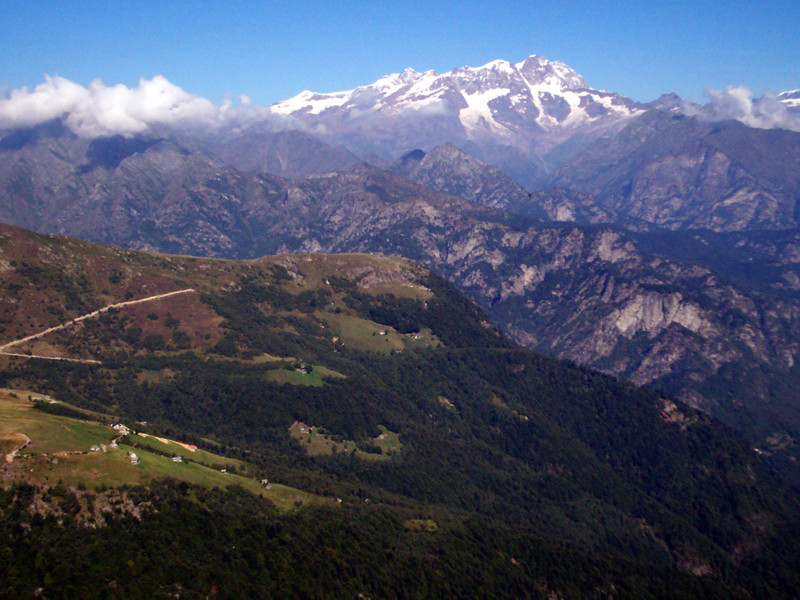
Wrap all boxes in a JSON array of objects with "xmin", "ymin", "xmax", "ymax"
[
  {"xmin": 130, "ymin": 433, "xmax": 240, "ymax": 470},
  {"xmin": 263, "ymin": 365, "xmax": 346, "ymax": 387},
  {"xmin": 360, "ymin": 280, "xmax": 432, "ymax": 300},
  {"xmin": 319, "ymin": 312, "xmax": 406, "ymax": 353},
  {"xmin": 372, "ymin": 425, "xmax": 402, "ymax": 456},
  {"xmin": 0, "ymin": 389, "xmax": 331, "ymax": 512},
  {"xmin": 275, "ymin": 253, "xmax": 423, "ymax": 298},
  {"xmin": 289, "ymin": 421, "xmax": 357, "ymax": 456},
  {"xmin": 106, "ymin": 448, "xmax": 249, "ymax": 493},
  {"xmin": 490, "ymin": 395, "xmax": 530, "ymax": 421},
  {"xmin": 289, "ymin": 421, "xmax": 400, "ymax": 461},
  {"xmin": 400, "ymin": 327, "xmax": 440, "ymax": 349},
  {"xmin": 22, "ymin": 446, "xmax": 322, "ymax": 510},
  {"xmin": 247, "ymin": 353, "xmax": 295, "ymax": 364},
  {"xmin": 0, "ymin": 391, "xmax": 116, "ymax": 455}
]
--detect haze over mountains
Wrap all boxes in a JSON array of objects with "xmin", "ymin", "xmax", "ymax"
[{"xmin": 2, "ymin": 53, "xmax": 800, "ymax": 478}]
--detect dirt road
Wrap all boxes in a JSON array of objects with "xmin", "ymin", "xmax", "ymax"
[
  {"xmin": 0, "ymin": 351, "xmax": 101, "ymax": 364},
  {"xmin": 0, "ymin": 288, "xmax": 196, "ymax": 362}
]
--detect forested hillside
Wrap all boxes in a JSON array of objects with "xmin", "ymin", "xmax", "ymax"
[{"xmin": 1, "ymin": 223, "xmax": 800, "ymax": 598}]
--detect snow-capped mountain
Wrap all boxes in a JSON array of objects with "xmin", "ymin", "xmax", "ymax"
[
  {"xmin": 272, "ymin": 55, "xmax": 638, "ymax": 133},
  {"xmin": 779, "ymin": 89, "xmax": 800, "ymax": 112},
  {"xmin": 269, "ymin": 55, "xmax": 643, "ymax": 187}
]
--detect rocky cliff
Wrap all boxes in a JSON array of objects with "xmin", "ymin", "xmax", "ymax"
[{"xmin": 548, "ymin": 111, "xmax": 800, "ymax": 231}]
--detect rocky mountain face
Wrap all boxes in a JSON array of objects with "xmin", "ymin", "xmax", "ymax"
[
  {"xmin": 632, "ymin": 228, "xmax": 800, "ymax": 300},
  {"xmin": 390, "ymin": 142, "xmax": 646, "ymax": 228},
  {"xmin": 2, "ymin": 119, "xmax": 800, "ymax": 472},
  {"xmin": 390, "ymin": 143, "xmax": 530, "ymax": 211},
  {"xmin": 0, "ymin": 120, "xmax": 288, "ymax": 256},
  {"xmin": 270, "ymin": 168, "xmax": 800, "ymax": 439},
  {"xmin": 205, "ymin": 129, "xmax": 359, "ymax": 178},
  {"xmin": 242, "ymin": 64, "xmax": 800, "ymax": 231},
  {"xmin": 547, "ymin": 110, "xmax": 800, "ymax": 231},
  {"xmin": 268, "ymin": 55, "xmax": 642, "ymax": 187}
]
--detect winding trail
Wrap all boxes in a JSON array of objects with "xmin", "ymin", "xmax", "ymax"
[
  {"xmin": 0, "ymin": 352, "xmax": 101, "ymax": 364},
  {"xmin": 0, "ymin": 288, "xmax": 196, "ymax": 361}
]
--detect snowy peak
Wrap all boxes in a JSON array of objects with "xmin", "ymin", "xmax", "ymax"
[
  {"xmin": 267, "ymin": 54, "xmax": 643, "ymax": 187},
  {"xmin": 779, "ymin": 90, "xmax": 800, "ymax": 109},
  {"xmin": 371, "ymin": 67, "xmax": 422, "ymax": 94},
  {"xmin": 271, "ymin": 89, "xmax": 351, "ymax": 115},
  {"xmin": 269, "ymin": 54, "xmax": 641, "ymax": 135},
  {"xmin": 515, "ymin": 55, "xmax": 588, "ymax": 90}
]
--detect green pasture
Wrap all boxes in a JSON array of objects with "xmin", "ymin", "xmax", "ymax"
[
  {"xmin": 263, "ymin": 364, "xmax": 346, "ymax": 387},
  {"xmin": 0, "ymin": 388, "xmax": 330, "ymax": 511}
]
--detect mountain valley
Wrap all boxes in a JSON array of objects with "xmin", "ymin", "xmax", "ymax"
[
  {"xmin": 2, "ymin": 51, "xmax": 800, "ymax": 597},
  {"xmin": 2, "ymin": 223, "xmax": 800, "ymax": 597}
]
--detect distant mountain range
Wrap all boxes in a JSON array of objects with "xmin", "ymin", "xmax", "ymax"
[
  {"xmin": 1, "ymin": 54, "xmax": 800, "ymax": 480},
  {"xmin": 263, "ymin": 56, "xmax": 799, "ymax": 190},
  {"xmin": 267, "ymin": 55, "xmax": 642, "ymax": 187},
  {"xmin": 546, "ymin": 111, "xmax": 800, "ymax": 231}
]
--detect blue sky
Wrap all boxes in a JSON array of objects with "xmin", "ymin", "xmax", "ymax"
[{"xmin": 1, "ymin": 0, "xmax": 798, "ymax": 105}]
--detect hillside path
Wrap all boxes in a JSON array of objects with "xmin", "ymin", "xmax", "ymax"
[
  {"xmin": 0, "ymin": 288, "xmax": 196, "ymax": 357},
  {"xmin": 0, "ymin": 352, "xmax": 100, "ymax": 364}
]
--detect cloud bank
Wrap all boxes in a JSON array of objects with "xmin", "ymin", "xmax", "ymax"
[
  {"xmin": 0, "ymin": 75, "xmax": 281, "ymax": 138},
  {"xmin": 682, "ymin": 85, "xmax": 800, "ymax": 132}
]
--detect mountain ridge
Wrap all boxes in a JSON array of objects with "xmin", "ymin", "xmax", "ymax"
[
  {"xmin": 266, "ymin": 54, "xmax": 642, "ymax": 187},
  {"xmin": 547, "ymin": 110, "xmax": 800, "ymax": 230},
  {"xmin": 270, "ymin": 55, "xmax": 639, "ymax": 131}
]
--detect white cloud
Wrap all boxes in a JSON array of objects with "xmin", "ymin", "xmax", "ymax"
[
  {"xmin": 0, "ymin": 75, "xmax": 286, "ymax": 138},
  {"xmin": 690, "ymin": 85, "xmax": 800, "ymax": 132}
]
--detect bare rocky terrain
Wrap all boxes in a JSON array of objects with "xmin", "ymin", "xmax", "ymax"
[{"xmin": 547, "ymin": 111, "xmax": 800, "ymax": 231}]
